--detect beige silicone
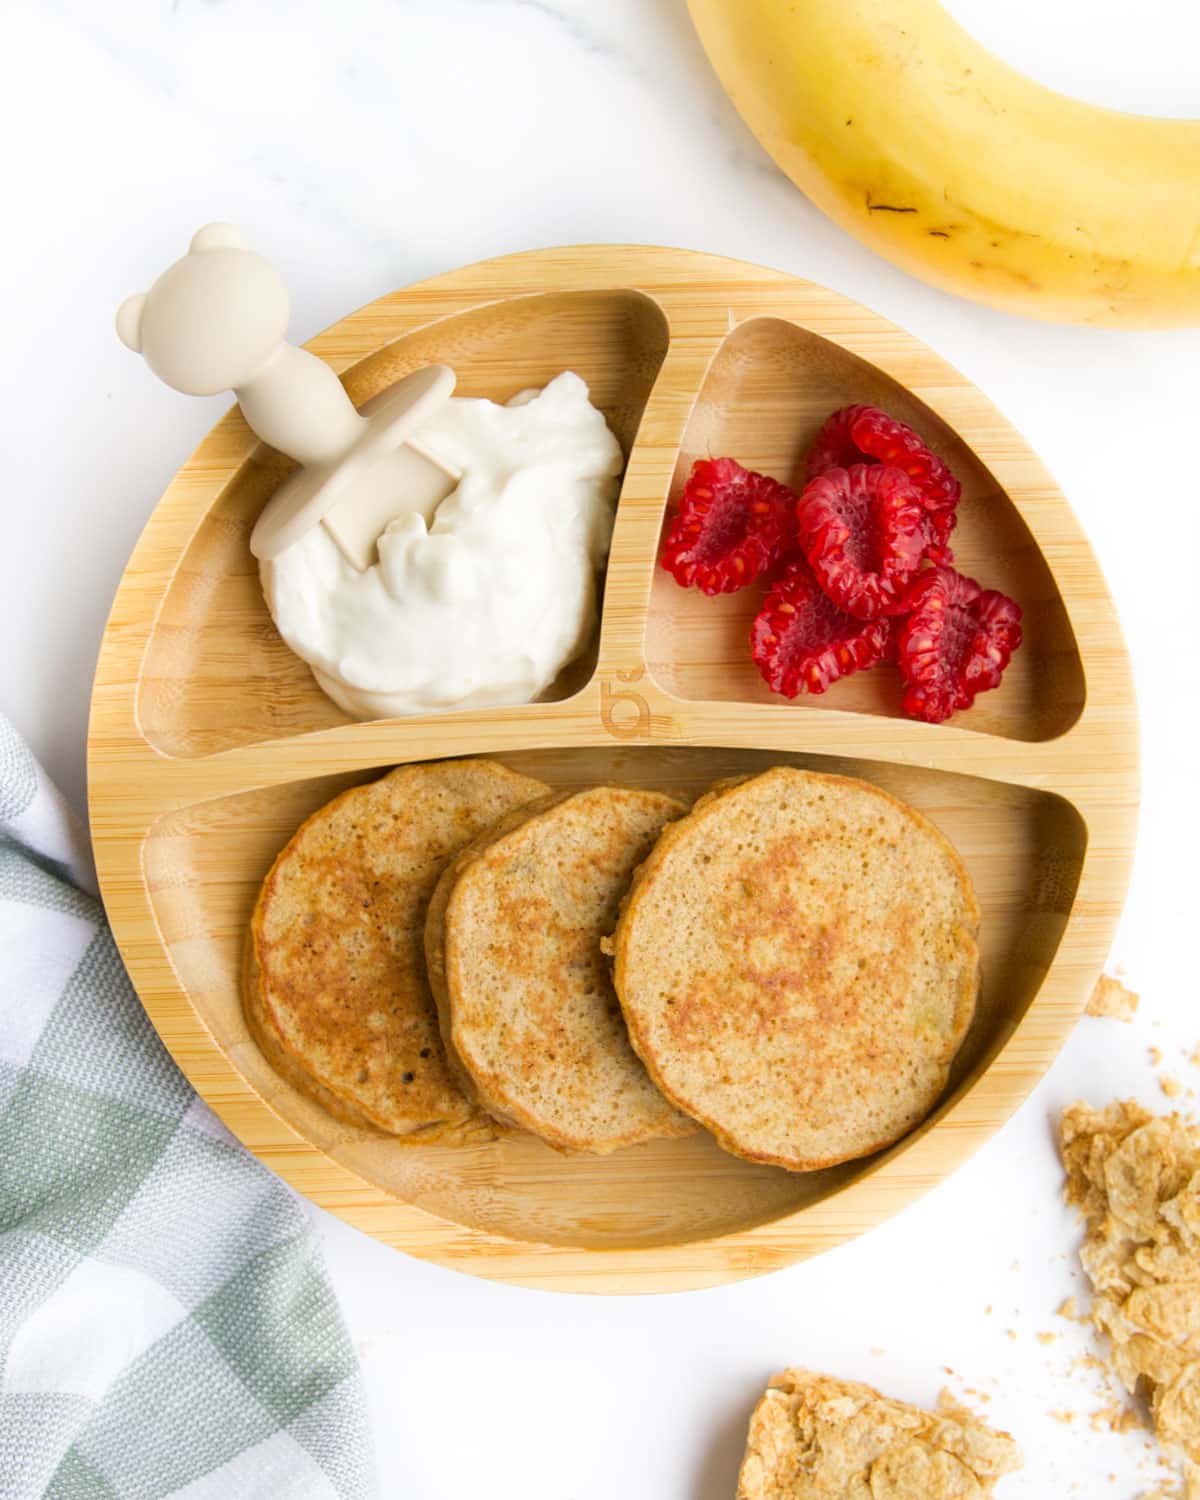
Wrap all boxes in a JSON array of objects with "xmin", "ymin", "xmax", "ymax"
[
  {"xmin": 249, "ymin": 363, "xmax": 459, "ymax": 569},
  {"xmin": 116, "ymin": 223, "xmax": 458, "ymax": 570}
]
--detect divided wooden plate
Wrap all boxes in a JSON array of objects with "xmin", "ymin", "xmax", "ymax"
[{"xmin": 88, "ymin": 246, "xmax": 1137, "ymax": 1293}]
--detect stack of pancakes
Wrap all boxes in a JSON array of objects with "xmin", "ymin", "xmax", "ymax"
[{"xmin": 247, "ymin": 760, "xmax": 980, "ymax": 1169}]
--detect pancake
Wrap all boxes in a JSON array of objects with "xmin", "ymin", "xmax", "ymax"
[
  {"xmin": 425, "ymin": 785, "xmax": 697, "ymax": 1154},
  {"xmin": 610, "ymin": 767, "xmax": 980, "ymax": 1172},
  {"xmin": 248, "ymin": 758, "xmax": 548, "ymax": 1142}
]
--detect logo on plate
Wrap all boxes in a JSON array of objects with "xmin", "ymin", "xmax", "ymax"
[{"xmin": 600, "ymin": 669, "xmax": 650, "ymax": 740}]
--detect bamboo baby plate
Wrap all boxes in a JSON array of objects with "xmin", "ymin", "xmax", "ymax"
[{"xmin": 88, "ymin": 245, "xmax": 1137, "ymax": 1293}]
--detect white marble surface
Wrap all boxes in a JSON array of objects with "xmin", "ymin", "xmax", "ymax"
[{"xmin": 4, "ymin": 2, "xmax": 1199, "ymax": 1495}]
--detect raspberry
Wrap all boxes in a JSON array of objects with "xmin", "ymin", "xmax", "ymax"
[
  {"xmin": 921, "ymin": 507, "xmax": 957, "ymax": 566},
  {"xmin": 750, "ymin": 557, "xmax": 893, "ymax": 698},
  {"xmin": 795, "ymin": 464, "xmax": 926, "ymax": 621},
  {"xmin": 807, "ymin": 406, "xmax": 864, "ymax": 478},
  {"xmin": 810, "ymin": 405, "xmax": 961, "ymax": 566},
  {"xmin": 808, "ymin": 404, "xmax": 962, "ymax": 514},
  {"xmin": 661, "ymin": 457, "xmax": 794, "ymax": 595},
  {"xmin": 896, "ymin": 567, "xmax": 1023, "ymax": 724}
]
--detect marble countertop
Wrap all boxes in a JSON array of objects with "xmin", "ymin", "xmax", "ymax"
[{"xmin": 4, "ymin": 1, "xmax": 1199, "ymax": 1494}]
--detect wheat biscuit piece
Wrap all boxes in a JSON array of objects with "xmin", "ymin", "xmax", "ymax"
[
  {"xmin": 248, "ymin": 759, "xmax": 547, "ymax": 1141},
  {"xmin": 737, "ymin": 1368, "xmax": 1021, "ymax": 1499},
  {"xmin": 1061, "ymin": 1099, "xmax": 1200, "ymax": 1490},
  {"xmin": 611, "ymin": 766, "xmax": 981, "ymax": 1171},
  {"xmin": 426, "ymin": 784, "xmax": 697, "ymax": 1153}
]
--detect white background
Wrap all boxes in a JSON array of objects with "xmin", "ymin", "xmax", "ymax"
[{"xmin": 3, "ymin": 2, "xmax": 1199, "ymax": 1495}]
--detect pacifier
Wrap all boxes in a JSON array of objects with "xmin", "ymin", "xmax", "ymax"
[{"xmin": 117, "ymin": 222, "xmax": 459, "ymax": 570}]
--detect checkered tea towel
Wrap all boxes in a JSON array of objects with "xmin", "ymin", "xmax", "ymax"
[{"xmin": 0, "ymin": 713, "xmax": 376, "ymax": 1498}]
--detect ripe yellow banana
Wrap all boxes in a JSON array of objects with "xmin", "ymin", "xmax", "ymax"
[{"xmin": 687, "ymin": 0, "xmax": 1200, "ymax": 327}]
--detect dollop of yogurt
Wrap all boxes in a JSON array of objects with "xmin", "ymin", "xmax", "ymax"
[{"xmin": 261, "ymin": 371, "xmax": 623, "ymax": 718}]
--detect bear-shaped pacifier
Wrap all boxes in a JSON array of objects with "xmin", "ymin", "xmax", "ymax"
[{"xmin": 117, "ymin": 223, "xmax": 459, "ymax": 569}]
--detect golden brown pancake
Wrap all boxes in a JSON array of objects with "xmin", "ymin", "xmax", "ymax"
[
  {"xmin": 611, "ymin": 767, "xmax": 980, "ymax": 1172},
  {"xmin": 247, "ymin": 759, "xmax": 547, "ymax": 1141},
  {"xmin": 425, "ymin": 785, "xmax": 696, "ymax": 1154}
]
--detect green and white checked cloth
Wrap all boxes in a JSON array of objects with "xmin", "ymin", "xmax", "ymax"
[{"xmin": 0, "ymin": 713, "xmax": 376, "ymax": 1499}]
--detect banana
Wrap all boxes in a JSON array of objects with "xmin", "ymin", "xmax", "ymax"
[{"xmin": 687, "ymin": 0, "xmax": 1200, "ymax": 327}]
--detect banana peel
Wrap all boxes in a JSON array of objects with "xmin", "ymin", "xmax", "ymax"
[{"xmin": 688, "ymin": 0, "xmax": 1200, "ymax": 328}]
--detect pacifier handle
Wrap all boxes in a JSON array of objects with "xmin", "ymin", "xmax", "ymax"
[
  {"xmin": 116, "ymin": 222, "xmax": 365, "ymax": 468},
  {"xmin": 236, "ymin": 343, "xmax": 366, "ymax": 469}
]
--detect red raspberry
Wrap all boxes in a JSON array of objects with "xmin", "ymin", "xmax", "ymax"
[
  {"xmin": 795, "ymin": 464, "xmax": 926, "ymax": 621},
  {"xmin": 807, "ymin": 406, "xmax": 865, "ymax": 477},
  {"xmin": 750, "ymin": 557, "xmax": 893, "ymax": 698},
  {"xmin": 921, "ymin": 507, "xmax": 957, "ymax": 566},
  {"xmin": 896, "ymin": 567, "xmax": 1023, "ymax": 724},
  {"xmin": 661, "ymin": 457, "xmax": 794, "ymax": 595},
  {"xmin": 810, "ymin": 404, "xmax": 961, "ymax": 564},
  {"xmin": 808, "ymin": 404, "xmax": 962, "ymax": 514}
]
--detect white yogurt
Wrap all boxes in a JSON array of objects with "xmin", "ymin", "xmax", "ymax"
[{"xmin": 261, "ymin": 371, "xmax": 623, "ymax": 719}]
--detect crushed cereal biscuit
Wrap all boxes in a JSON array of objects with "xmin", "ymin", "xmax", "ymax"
[
  {"xmin": 1087, "ymin": 974, "xmax": 1140, "ymax": 1022},
  {"xmin": 736, "ymin": 1368, "xmax": 1021, "ymax": 1498},
  {"xmin": 1161, "ymin": 1074, "xmax": 1184, "ymax": 1100},
  {"xmin": 1088, "ymin": 1402, "xmax": 1137, "ymax": 1434},
  {"xmin": 1061, "ymin": 1101, "xmax": 1200, "ymax": 1494}
]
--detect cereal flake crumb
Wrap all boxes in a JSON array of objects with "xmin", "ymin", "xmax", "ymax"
[
  {"xmin": 1061, "ymin": 1100, "xmax": 1200, "ymax": 1490},
  {"xmin": 1087, "ymin": 974, "xmax": 1140, "ymax": 1022},
  {"xmin": 737, "ymin": 1368, "xmax": 1021, "ymax": 1499}
]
